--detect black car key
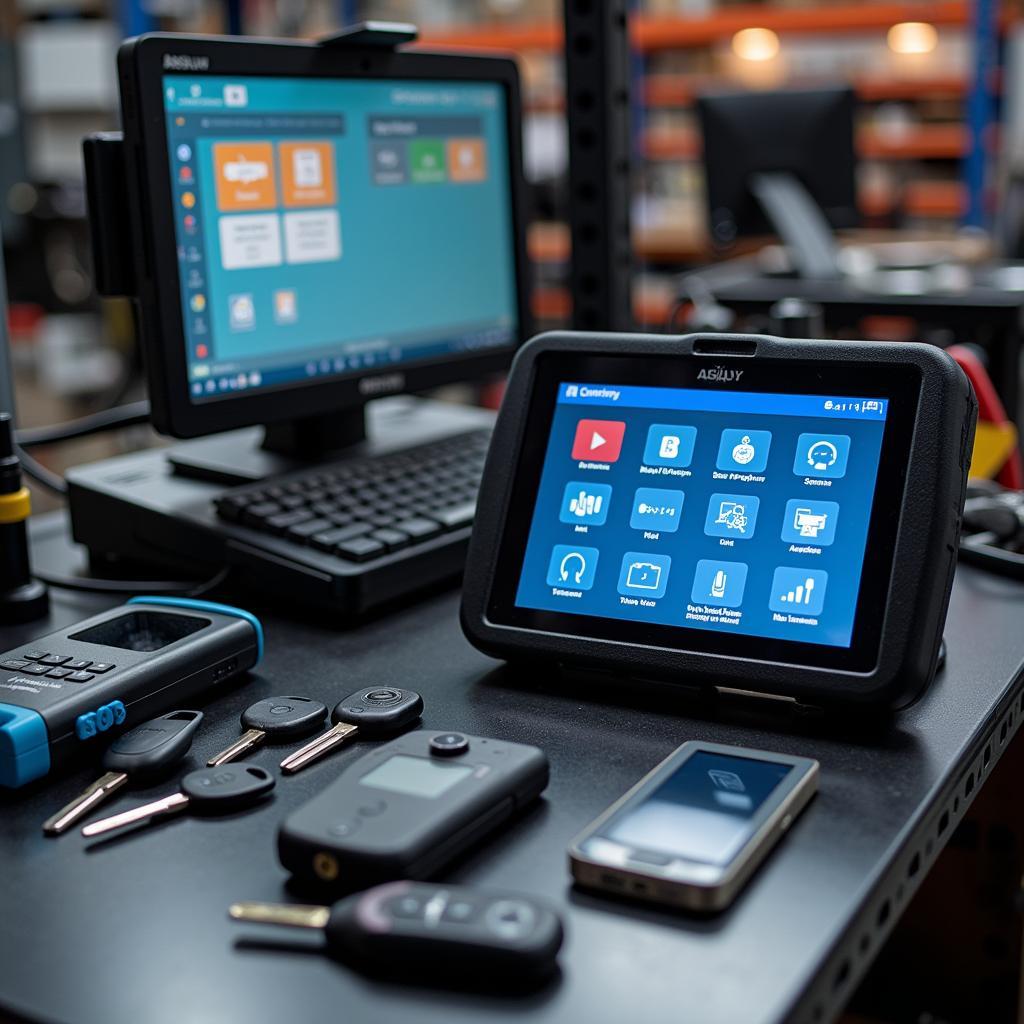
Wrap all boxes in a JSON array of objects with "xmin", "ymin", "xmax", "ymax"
[
  {"xmin": 80, "ymin": 762, "xmax": 275, "ymax": 838},
  {"xmin": 42, "ymin": 710, "xmax": 203, "ymax": 836},
  {"xmin": 278, "ymin": 687, "xmax": 423, "ymax": 774},
  {"xmin": 230, "ymin": 881, "xmax": 564, "ymax": 982},
  {"xmin": 207, "ymin": 696, "xmax": 328, "ymax": 766}
]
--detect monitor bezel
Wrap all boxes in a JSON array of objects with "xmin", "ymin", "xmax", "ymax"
[{"xmin": 119, "ymin": 33, "xmax": 530, "ymax": 439}]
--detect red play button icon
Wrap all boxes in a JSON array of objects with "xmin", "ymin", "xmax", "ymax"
[{"xmin": 572, "ymin": 419, "xmax": 626, "ymax": 462}]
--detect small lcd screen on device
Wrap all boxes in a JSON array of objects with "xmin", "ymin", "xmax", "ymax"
[
  {"xmin": 514, "ymin": 382, "xmax": 888, "ymax": 648},
  {"xmin": 603, "ymin": 751, "xmax": 793, "ymax": 865},
  {"xmin": 69, "ymin": 611, "xmax": 210, "ymax": 652},
  {"xmin": 161, "ymin": 75, "xmax": 517, "ymax": 403},
  {"xmin": 360, "ymin": 754, "xmax": 473, "ymax": 798}
]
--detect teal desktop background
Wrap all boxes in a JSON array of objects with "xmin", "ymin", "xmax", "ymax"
[{"xmin": 165, "ymin": 75, "xmax": 516, "ymax": 376}]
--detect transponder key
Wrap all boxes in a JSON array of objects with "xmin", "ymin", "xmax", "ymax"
[
  {"xmin": 279, "ymin": 687, "xmax": 423, "ymax": 774},
  {"xmin": 81, "ymin": 763, "xmax": 275, "ymax": 838},
  {"xmin": 207, "ymin": 696, "xmax": 328, "ymax": 766},
  {"xmin": 42, "ymin": 710, "xmax": 203, "ymax": 836}
]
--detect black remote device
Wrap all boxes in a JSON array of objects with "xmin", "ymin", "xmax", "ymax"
[
  {"xmin": 231, "ymin": 881, "xmax": 565, "ymax": 984},
  {"xmin": 278, "ymin": 731, "xmax": 549, "ymax": 887}
]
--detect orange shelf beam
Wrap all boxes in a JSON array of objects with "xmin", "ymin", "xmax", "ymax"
[{"xmin": 420, "ymin": 3, "xmax": 1014, "ymax": 54}]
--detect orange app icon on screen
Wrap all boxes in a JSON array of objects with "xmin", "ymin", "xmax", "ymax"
[
  {"xmin": 447, "ymin": 138, "xmax": 487, "ymax": 182},
  {"xmin": 214, "ymin": 141, "xmax": 277, "ymax": 211},
  {"xmin": 279, "ymin": 141, "xmax": 337, "ymax": 207}
]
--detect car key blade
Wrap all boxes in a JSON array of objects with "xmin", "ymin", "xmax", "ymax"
[
  {"xmin": 279, "ymin": 722, "xmax": 360, "ymax": 774},
  {"xmin": 81, "ymin": 791, "xmax": 190, "ymax": 837},
  {"xmin": 229, "ymin": 902, "xmax": 330, "ymax": 929},
  {"xmin": 208, "ymin": 729, "xmax": 266, "ymax": 767},
  {"xmin": 43, "ymin": 771, "xmax": 129, "ymax": 836}
]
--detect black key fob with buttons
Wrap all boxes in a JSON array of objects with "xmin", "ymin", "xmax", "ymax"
[
  {"xmin": 334, "ymin": 687, "xmax": 423, "ymax": 733},
  {"xmin": 332, "ymin": 882, "xmax": 564, "ymax": 981},
  {"xmin": 278, "ymin": 731, "xmax": 549, "ymax": 888}
]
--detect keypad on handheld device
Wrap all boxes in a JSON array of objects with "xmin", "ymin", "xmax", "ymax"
[{"xmin": 0, "ymin": 649, "xmax": 116, "ymax": 682}]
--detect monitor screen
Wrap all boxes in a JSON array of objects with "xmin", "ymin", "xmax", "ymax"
[
  {"xmin": 161, "ymin": 75, "xmax": 518, "ymax": 404},
  {"xmin": 513, "ymin": 381, "xmax": 888, "ymax": 649}
]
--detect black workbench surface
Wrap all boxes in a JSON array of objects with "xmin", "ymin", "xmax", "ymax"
[{"xmin": 1, "ymin": 513, "xmax": 1023, "ymax": 1024}]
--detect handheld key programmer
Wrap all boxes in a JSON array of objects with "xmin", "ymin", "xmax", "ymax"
[{"xmin": 0, "ymin": 597, "xmax": 263, "ymax": 787}]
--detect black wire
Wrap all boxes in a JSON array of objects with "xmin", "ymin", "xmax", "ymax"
[
  {"xmin": 15, "ymin": 401, "xmax": 151, "ymax": 447},
  {"xmin": 33, "ymin": 565, "xmax": 232, "ymax": 597},
  {"xmin": 16, "ymin": 445, "xmax": 69, "ymax": 496}
]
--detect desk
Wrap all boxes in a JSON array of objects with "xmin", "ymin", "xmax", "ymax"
[
  {"xmin": 714, "ymin": 277, "xmax": 1024, "ymax": 424},
  {"xmin": 1, "ymin": 512, "xmax": 1023, "ymax": 1024}
]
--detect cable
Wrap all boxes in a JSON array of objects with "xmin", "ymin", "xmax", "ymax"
[
  {"xmin": 15, "ymin": 445, "xmax": 68, "ymax": 496},
  {"xmin": 15, "ymin": 400, "xmax": 150, "ymax": 448},
  {"xmin": 33, "ymin": 565, "xmax": 232, "ymax": 597}
]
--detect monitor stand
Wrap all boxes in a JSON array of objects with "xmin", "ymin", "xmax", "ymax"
[
  {"xmin": 165, "ymin": 395, "xmax": 485, "ymax": 486},
  {"xmin": 749, "ymin": 171, "xmax": 843, "ymax": 280}
]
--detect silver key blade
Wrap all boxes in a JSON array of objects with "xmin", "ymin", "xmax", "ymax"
[
  {"xmin": 81, "ymin": 791, "xmax": 190, "ymax": 837},
  {"xmin": 279, "ymin": 722, "xmax": 359, "ymax": 774},
  {"xmin": 207, "ymin": 728, "xmax": 267, "ymax": 767},
  {"xmin": 229, "ymin": 902, "xmax": 330, "ymax": 930},
  {"xmin": 43, "ymin": 771, "xmax": 129, "ymax": 836}
]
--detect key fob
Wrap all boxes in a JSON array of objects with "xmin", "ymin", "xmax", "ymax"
[
  {"xmin": 181, "ymin": 763, "xmax": 275, "ymax": 811},
  {"xmin": 242, "ymin": 696, "xmax": 327, "ymax": 739},
  {"xmin": 102, "ymin": 710, "xmax": 203, "ymax": 781},
  {"xmin": 328, "ymin": 881, "xmax": 564, "ymax": 982},
  {"xmin": 334, "ymin": 687, "xmax": 423, "ymax": 735}
]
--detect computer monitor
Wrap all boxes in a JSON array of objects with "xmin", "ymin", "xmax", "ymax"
[
  {"xmin": 696, "ymin": 87, "xmax": 858, "ymax": 278},
  {"xmin": 116, "ymin": 34, "xmax": 528, "ymax": 448}
]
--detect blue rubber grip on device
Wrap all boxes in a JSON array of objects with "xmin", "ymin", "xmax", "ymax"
[
  {"xmin": 127, "ymin": 597, "xmax": 265, "ymax": 663},
  {"xmin": 0, "ymin": 704, "xmax": 50, "ymax": 788}
]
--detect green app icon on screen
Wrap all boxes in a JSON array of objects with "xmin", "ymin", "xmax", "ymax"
[{"xmin": 410, "ymin": 139, "xmax": 447, "ymax": 183}]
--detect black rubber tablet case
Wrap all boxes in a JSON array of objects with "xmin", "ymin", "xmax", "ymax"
[{"xmin": 460, "ymin": 331, "xmax": 977, "ymax": 710}]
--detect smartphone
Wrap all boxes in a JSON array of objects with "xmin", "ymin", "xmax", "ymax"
[{"xmin": 569, "ymin": 741, "xmax": 818, "ymax": 911}]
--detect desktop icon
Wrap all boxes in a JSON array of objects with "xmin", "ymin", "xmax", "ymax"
[
  {"xmin": 180, "ymin": 191, "xmax": 196, "ymax": 209},
  {"xmin": 781, "ymin": 499, "xmax": 839, "ymax": 546},
  {"xmin": 572, "ymin": 420, "xmax": 626, "ymax": 463},
  {"xmin": 618, "ymin": 553, "xmax": 671, "ymax": 599},
  {"xmin": 795, "ymin": 433, "xmax": 851, "ymax": 479},
  {"xmin": 176, "ymin": 144, "xmax": 192, "ymax": 162},
  {"xmin": 769, "ymin": 567, "xmax": 828, "ymax": 616},
  {"xmin": 690, "ymin": 559, "xmax": 748, "ymax": 608},
  {"xmin": 228, "ymin": 293, "xmax": 256, "ymax": 331},
  {"xmin": 560, "ymin": 481, "xmax": 612, "ymax": 526},
  {"xmin": 716, "ymin": 429, "xmax": 772, "ymax": 473},
  {"xmin": 704, "ymin": 493, "xmax": 760, "ymax": 539},
  {"xmin": 643, "ymin": 424, "xmax": 697, "ymax": 468},
  {"xmin": 224, "ymin": 84, "xmax": 248, "ymax": 107},
  {"xmin": 189, "ymin": 293, "xmax": 206, "ymax": 313},
  {"xmin": 273, "ymin": 289, "xmax": 298, "ymax": 324},
  {"xmin": 630, "ymin": 488, "xmax": 684, "ymax": 532},
  {"xmin": 546, "ymin": 545, "xmax": 599, "ymax": 590}
]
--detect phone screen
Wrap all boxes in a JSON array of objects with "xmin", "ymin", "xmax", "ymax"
[{"xmin": 599, "ymin": 751, "xmax": 794, "ymax": 866}]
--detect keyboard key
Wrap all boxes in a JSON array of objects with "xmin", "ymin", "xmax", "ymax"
[
  {"xmin": 335, "ymin": 536, "xmax": 386, "ymax": 562},
  {"xmin": 90, "ymin": 663, "xmax": 115, "ymax": 673},
  {"xmin": 311, "ymin": 523, "xmax": 372, "ymax": 551},
  {"xmin": 47, "ymin": 668, "xmax": 73, "ymax": 679},
  {"xmin": 41, "ymin": 654, "xmax": 71, "ymax": 666},
  {"xmin": 286, "ymin": 519, "xmax": 333, "ymax": 543},
  {"xmin": 22, "ymin": 664, "xmax": 50, "ymax": 675},
  {"xmin": 370, "ymin": 529, "xmax": 410, "ymax": 552},
  {"xmin": 67, "ymin": 671, "xmax": 95, "ymax": 683},
  {"xmin": 0, "ymin": 660, "xmax": 28, "ymax": 671},
  {"xmin": 395, "ymin": 517, "xmax": 442, "ymax": 541},
  {"xmin": 265, "ymin": 510, "xmax": 314, "ymax": 534},
  {"xmin": 22, "ymin": 650, "xmax": 47, "ymax": 661},
  {"xmin": 433, "ymin": 501, "xmax": 477, "ymax": 530},
  {"xmin": 65, "ymin": 659, "xmax": 92, "ymax": 671},
  {"xmin": 242, "ymin": 502, "xmax": 282, "ymax": 525}
]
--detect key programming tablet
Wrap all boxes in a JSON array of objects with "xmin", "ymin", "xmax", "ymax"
[{"xmin": 461, "ymin": 332, "xmax": 977, "ymax": 709}]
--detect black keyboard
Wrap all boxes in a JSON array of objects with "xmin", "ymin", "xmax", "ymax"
[{"xmin": 215, "ymin": 429, "xmax": 490, "ymax": 564}]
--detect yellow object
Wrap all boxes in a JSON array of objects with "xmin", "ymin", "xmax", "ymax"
[
  {"xmin": 969, "ymin": 421, "xmax": 1019, "ymax": 479},
  {"xmin": 731, "ymin": 28, "xmax": 780, "ymax": 62},
  {"xmin": 887, "ymin": 22, "xmax": 938, "ymax": 55},
  {"xmin": 0, "ymin": 487, "xmax": 31, "ymax": 524}
]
